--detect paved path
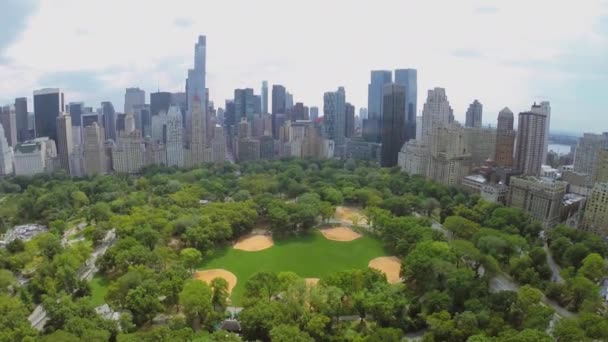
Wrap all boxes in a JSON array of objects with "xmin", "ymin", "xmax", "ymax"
[{"xmin": 544, "ymin": 242, "xmax": 564, "ymax": 283}]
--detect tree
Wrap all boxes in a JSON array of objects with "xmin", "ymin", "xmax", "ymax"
[
  {"xmin": 240, "ymin": 301, "xmax": 280, "ymax": 341},
  {"xmin": 578, "ymin": 253, "xmax": 606, "ymax": 282},
  {"xmin": 210, "ymin": 277, "xmax": 229, "ymax": 312},
  {"xmin": 270, "ymin": 324, "xmax": 314, "ymax": 342},
  {"xmin": 422, "ymin": 198, "xmax": 440, "ymax": 217},
  {"xmin": 553, "ymin": 319, "xmax": 586, "ymax": 342},
  {"xmin": 89, "ymin": 202, "xmax": 112, "ymax": 223},
  {"xmin": 563, "ymin": 243, "xmax": 590, "ymax": 269},
  {"xmin": 233, "ymin": 190, "xmax": 251, "ymax": 202},
  {"xmin": 365, "ymin": 327, "xmax": 403, "ymax": 342},
  {"xmin": 0, "ymin": 270, "xmax": 16, "ymax": 294},
  {"xmin": 180, "ymin": 248, "xmax": 202, "ymax": 274},
  {"xmin": 0, "ymin": 295, "xmax": 38, "ymax": 342},
  {"xmin": 443, "ymin": 215, "xmax": 480, "ymax": 239},
  {"xmin": 125, "ymin": 280, "xmax": 164, "ymax": 326},
  {"xmin": 179, "ymin": 279, "xmax": 214, "ymax": 331},
  {"xmin": 35, "ymin": 232, "xmax": 63, "ymax": 259},
  {"xmin": 244, "ymin": 272, "xmax": 280, "ymax": 302}
]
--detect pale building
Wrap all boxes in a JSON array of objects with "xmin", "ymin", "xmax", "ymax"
[
  {"xmin": 0, "ymin": 123, "xmax": 13, "ymax": 175},
  {"xmin": 0, "ymin": 105, "xmax": 17, "ymax": 147},
  {"xmin": 508, "ymin": 176, "xmax": 567, "ymax": 228},
  {"xmin": 420, "ymin": 88, "xmax": 453, "ymax": 145},
  {"xmin": 69, "ymin": 144, "xmax": 85, "ymax": 177},
  {"xmin": 573, "ymin": 133, "xmax": 608, "ymax": 179},
  {"xmin": 461, "ymin": 174, "xmax": 508, "ymax": 204},
  {"xmin": 398, "ymin": 140, "xmax": 429, "ymax": 176},
  {"xmin": 13, "ymin": 139, "xmax": 55, "ymax": 176},
  {"xmin": 189, "ymin": 97, "xmax": 206, "ymax": 166},
  {"xmin": 211, "ymin": 125, "xmax": 226, "ymax": 163},
  {"xmin": 495, "ymin": 108, "xmax": 516, "ymax": 167},
  {"xmin": 515, "ymin": 111, "xmax": 547, "ymax": 176},
  {"xmin": 582, "ymin": 182, "xmax": 608, "ymax": 236},
  {"xmin": 594, "ymin": 149, "xmax": 608, "ymax": 183},
  {"xmin": 530, "ymin": 101, "xmax": 551, "ymax": 164},
  {"xmin": 428, "ymin": 122, "xmax": 471, "ymax": 186},
  {"xmin": 83, "ymin": 123, "xmax": 107, "ymax": 176},
  {"xmin": 124, "ymin": 88, "xmax": 145, "ymax": 114},
  {"xmin": 56, "ymin": 114, "xmax": 73, "ymax": 173},
  {"xmin": 465, "ymin": 100, "xmax": 483, "ymax": 128},
  {"xmin": 166, "ymin": 106, "xmax": 184, "ymax": 167},
  {"xmin": 112, "ymin": 130, "xmax": 146, "ymax": 174},
  {"xmin": 238, "ymin": 138, "xmax": 260, "ymax": 162},
  {"xmin": 463, "ymin": 126, "xmax": 496, "ymax": 167}
]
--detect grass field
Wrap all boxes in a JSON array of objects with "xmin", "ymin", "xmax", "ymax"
[
  {"xmin": 89, "ymin": 275, "xmax": 110, "ymax": 307},
  {"xmin": 198, "ymin": 230, "xmax": 387, "ymax": 305}
]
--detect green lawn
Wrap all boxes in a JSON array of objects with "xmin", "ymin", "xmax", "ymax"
[
  {"xmin": 198, "ymin": 230, "xmax": 387, "ymax": 305},
  {"xmin": 89, "ymin": 275, "xmax": 110, "ymax": 307}
]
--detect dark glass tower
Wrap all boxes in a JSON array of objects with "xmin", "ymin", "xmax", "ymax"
[
  {"xmin": 34, "ymin": 88, "xmax": 64, "ymax": 142},
  {"xmin": 380, "ymin": 84, "xmax": 407, "ymax": 167}
]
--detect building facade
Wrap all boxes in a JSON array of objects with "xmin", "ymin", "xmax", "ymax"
[
  {"xmin": 508, "ymin": 176, "xmax": 567, "ymax": 228},
  {"xmin": 56, "ymin": 114, "xmax": 73, "ymax": 173},
  {"xmin": 15, "ymin": 97, "xmax": 29, "ymax": 143},
  {"xmin": 394, "ymin": 69, "xmax": 417, "ymax": 142},
  {"xmin": 83, "ymin": 123, "xmax": 106, "ymax": 176},
  {"xmin": 124, "ymin": 88, "xmax": 145, "ymax": 114},
  {"xmin": 495, "ymin": 107, "xmax": 515, "ymax": 167},
  {"xmin": 0, "ymin": 123, "xmax": 12, "ymax": 176},
  {"xmin": 582, "ymin": 182, "xmax": 608, "ymax": 236},
  {"xmin": 465, "ymin": 100, "xmax": 483, "ymax": 128},
  {"xmin": 271, "ymin": 85, "xmax": 286, "ymax": 139},
  {"xmin": 380, "ymin": 84, "xmax": 407, "ymax": 167},
  {"xmin": 34, "ymin": 88, "xmax": 64, "ymax": 142},
  {"xmin": 573, "ymin": 132, "xmax": 608, "ymax": 179},
  {"xmin": 0, "ymin": 105, "xmax": 17, "ymax": 147},
  {"xmin": 323, "ymin": 87, "xmax": 346, "ymax": 156},
  {"xmin": 514, "ymin": 111, "xmax": 547, "ymax": 176}
]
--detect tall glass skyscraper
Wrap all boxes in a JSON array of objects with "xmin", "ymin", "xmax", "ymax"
[
  {"xmin": 34, "ymin": 88, "xmax": 64, "ymax": 143},
  {"xmin": 394, "ymin": 69, "xmax": 417, "ymax": 141},
  {"xmin": 365, "ymin": 70, "xmax": 392, "ymax": 142}
]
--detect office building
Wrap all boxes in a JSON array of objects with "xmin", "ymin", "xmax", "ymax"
[
  {"xmin": 465, "ymin": 100, "xmax": 483, "ymax": 128},
  {"xmin": 346, "ymin": 137, "xmax": 381, "ymax": 162},
  {"xmin": 116, "ymin": 113, "xmax": 126, "ymax": 133},
  {"xmin": 166, "ymin": 106, "xmax": 184, "ymax": 167},
  {"xmin": 420, "ymin": 87, "xmax": 453, "ymax": 145},
  {"xmin": 189, "ymin": 96, "xmax": 206, "ymax": 165},
  {"xmin": 0, "ymin": 123, "xmax": 12, "ymax": 175},
  {"xmin": 345, "ymin": 103, "xmax": 355, "ymax": 138},
  {"xmin": 112, "ymin": 130, "xmax": 146, "ymax": 174},
  {"xmin": 310, "ymin": 107, "xmax": 319, "ymax": 121},
  {"xmin": 272, "ymin": 85, "xmax": 286, "ymax": 139},
  {"xmin": 238, "ymin": 138, "xmax": 260, "ymax": 162},
  {"xmin": 133, "ymin": 104, "xmax": 151, "ymax": 137},
  {"xmin": 464, "ymin": 126, "xmax": 496, "ymax": 167},
  {"xmin": 365, "ymin": 70, "xmax": 392, "ymax": 142},
  {"xmin": 508, "ymin": 176, "xmax": 566, "ymax": 228},
  {"xmin": 186, "ymin": 35, "xmax": 207, "ymax": 126},
  {"xmin": 101, "ymin": 101, "xmax": 116, "ymax": 141},
  {"xmin": 234, "ymin": 88, "xmax": 257, "ymax": 122},
  {"xmin": 211, "ymin": 125, "xmax": 225, "ymax": 163},
  {"xmin": 259, "ymin": 135, "xmax": 274, "ymax": 160},
  {"xmin": 83, "ymin": 123, "xmax": 106, "ymax": 175},
  {"xmin": 68, "ymin": 102, "xmax": 84, "ymax": 127},
  {"xmin": 428, "ymin": 122, "xmax": 472, "ymax": 186},
  {"xmin": 530, "ymin": 101, "xmax": 551, "ymax": 163},
  {"xmin": 261, "ymin": 81, "xmax": 269, "ymax": 114},
  {"xmin": 0, "ymin": 105, "xmax": 17, "ymax": 147},
  {"xmin": 34, "ymin": 88, "xmax": 64, "ymax": 142},
  {"xmin": 380, "ymin": 84, "xmax": 407, "ymax": 167},
  {"xmin": 285, "ymin": 92, "xmax": 294, "ymax": 110},
  {"xmin": 573, "ymin": 133, "xmax": 608, "ymax": 178},
  {"xmin": 81, "ymin": 113, "xmax": 100, "ymax": 129},
  {"xmin": 56, "ymin": 114, "xmax": 73, "ymax": 173},
  {"xmin": 495, "ymin": 107, "xmax": 516, "ymax": 167},
  {"xmin": 124, "ymin": 88, "xmax": 145, "ymax": 114},
  {"xmin": 292, "ymin": 102, "xmax": 309, "ymax": 121},
  {"xmin": 398, "ymin": 139, "xmax": 429, "ymax": 176},
  {"xmin": 514, "ymin": 111, "xmax": 547, "ymax": 176},
  {"xmin": 150, "ymin": 92, "xmax": 171, "ymax": 117},
  {"xmin": 13, "ymin": 138, "xmax": 56, "ymax": 176},
  {"xmin": 594, "ymin": 149, "xmax": 608, "ymax": 183},
  {"xmin": 324, "ymin": 87, "xmax": 346, "ymax": 156},
  {"xmin": 394, "ymin": 69, "xmax": 417, "ymax": 141},
  {"xmin": 582, "ymin": 182, "xmax": 608, "ymax": 236},
  {"xmin": 15, "ymin": 97, "xmax": 28, "ymax": 142}
]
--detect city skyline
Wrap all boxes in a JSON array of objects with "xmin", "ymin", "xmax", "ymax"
[{"xmin": 1, "ymin": 1, "xmax": 607, "ymax": 134}]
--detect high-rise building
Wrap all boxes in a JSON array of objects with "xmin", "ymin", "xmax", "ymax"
[
  {"xmin": 112, "ymin": 130, "xmax": 145, "ymax": 174},
  {"xmin": 285, "ymin": 92, "xmax": 294, "ymax": 110},
  {"xmin": 124, "ymin": 88, "xmax": 145, "ymax": 114},
  {"xmin": 166, "ymin": 106, "xmax": 184, "ymax": 167},
  {"xmin": 323, "ymin": 87, "xmax": 346, "ymax": 152},
  {"xmin": 292, "ymin": 102, "xmax": 309, "ymax": 121},
  {"xmin": 365, "ymin": 70, "xmax": 392, "ymax": 142},
  {"xmin": 186, "ymin": 35, "xmax": 207, "ymax": 119},
  {"xmin": 116, "ymin": 113, "xmax": 126, "ymax": 133},
  {"xmin": 56, "ymin": 114, "xmax": 73, "ymax": 173},
  {"xmin": 211, "ymin": 125, "xmax": 226, "ymax": 163},
  {"xmin": 465, "ymin": 100, "xmax": 483, "ymax": 128},
  {"xmin": 15, "ymin": 97, "xmax": 28, "ymax": 143},
  {"xmin": 238, "ymin": 138, "xmax": 260, "ymax": 162},
  {"xmin": 0, "ymin": 105, "xmax": 17, "ymax": 147},
  {"xmin": 420, "ymin": 88, "xmax": 453, "ymax": 145},
  {"xmin": 594, "ymin": 149, "xmax": 608, "ymax": 183},
  {"xmin": 582, "ymin": 182, "xmax": 608, "ymax": 236},
  {"xmin": 464, "ymin": 127, "xmax": 497, "ymax": 167},
  {"xmin": 271, "ymin": 85, "xmax": 286, "ymax": 139},
  {"xmin": 13, "ymin": 139, "xmax": 52, "ymax": 176},
  {"xmin": 81, "ymin": 113, "xmax": 100, "ymax": 129},
  {"xmin": 514, "ymin": 111, "xmax": 547, "ymax": 176},
  {"xmin": 573, "ymin": 133, "xmax": 608, "ymax": 178},
  {"xmin": 495, "ymin": 107, "xmax": 516, "ymax": 167},
  {"xmin": 234, "ymin": 88, "xmax": 257, "ymax": 122},
  {"xmin": 68, "ymin": 102, "xmax": 84, "ymax": 127},
  {"xmin": 530, "ymin": 101, "xmax": 551, "ymax": 163},
  {"xmin": 0, "ymin": 123, "xmax": 12, "ymax": 176},
  {"xmin": 83, "ymin": 123, "xmax": 106, "ymax": 175},
  {"xmin": 310, "ymin": 107, "xmax": 319, "ymax": 122},
  {"xmin": 380, "ymin": 84, "xmax": 407, "ymax": 167},
  {"xmin": 345, "ymin": 103, "xmax": 355, "ymax": 138},
  {"xmin": 150, "ymin": 92, "xmax": 171, "ymax": 117},
  {"xmin": 428, "ymin": 122, "xmax": 472, "ymax": 186},
  {"xmin": 34, "ymin": 88, "xmax": 64, "ymax": 142},
  {"xmin": 261, "ymin": 81, "xmax": 269, "ymax": 114},
  {"xmin": 101, "ymin": 101, "xmax": 116, "ymax": 141},
  {"xmin": 508, "ymin": 176, "xmax": 566, "ymax": 228},
  {"xmin": 189, "ymin": 96, "xmax": 206, "ymax": 165},
  {"xmin": 394, "ymin": 69, "xmax": 417, "ymax": 141}
]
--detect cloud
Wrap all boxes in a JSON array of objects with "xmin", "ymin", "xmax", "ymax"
[
  {"xmin": 0, "ymin": 0, "xmax": 39, "ymax": 55},
  {"xmin": 173, "ymin": 18, "xmax": 192, "ymax": 29}
]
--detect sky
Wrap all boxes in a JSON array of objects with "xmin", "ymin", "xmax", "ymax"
[{"xmin": 1, "ymin": 0, "xmax": 607, "ymax": 134}]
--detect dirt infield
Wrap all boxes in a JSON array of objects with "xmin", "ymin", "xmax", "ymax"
[
  {"xmin": 194, "ymin": 269, "xmax": 238, "ymax": 293},
  {"xmin": 320, "ymin": 227, "xmax": 362, "ymax": 242},
  {"xmin": 334, "ymin": 206, "xmax": 368, "ymax": 225},
  {"xmin": 305, "ymin": 278, "xmax": 320, "ymax": 286},
  {"xmin": 233, "ymin": 234, "xmax": 274, "ymax": 251},
  {"xmin": 368, "ymin": 256, "xmax": 402, "ymax": 284}
]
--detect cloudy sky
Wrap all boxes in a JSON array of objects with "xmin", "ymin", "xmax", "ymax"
[{"xmin": 1, "ymin": 0, "xmax": 607, "ymax": 134}]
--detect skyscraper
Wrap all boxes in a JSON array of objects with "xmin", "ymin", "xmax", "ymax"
[
  {"xmin": 530, "ymin": 101, "xmax": 551, "ymax": 163},
  {"xmin": 465, "ymin": 100, "xmax": 483, "ymax": 128},
  {"xmin": 365, "ymin": 70, "xmax": 392, "ymax": 142},
  {"xmin": 323, "ymin": 87, "xmax": 346, "ymax": 155},
  {"xmin": 189, "ymin": 96, "xmax": 206, "ymax": 165},
  {"xmin": 292, "ymin": 102, "xmax": 309, "ymax": 121},
  {"xmin": 495, "ymin": 107, "xmax": 516, "ymax": 167},
  {"xmin": 83, "ymin": 122, "xmax": 106, "ymax": 176},
  {"xmin": 234, "ymin": 88, "xmax": 257, "ymax": 122},
  {"xmin": 186, "ymin": 36, "xmax": 207, "ymax": 132},
  {"xmin": 345, "ymin": 102, "xmax": 355, "ymax": 138},
  {"xmin": 420, "ymin": 88, "xmax": 453, "ymax": 145},
  {"xmin": 573, "ymin": 133, "xmax": 608, "ymax": 178},
  {"xmin": 68, "ymin": 102, "xmax": 84, "ymax": 127},
  {"xmin": 394, "ymin": 69, "xmax": 417, "ymax": 141},
  {"xmin": 0, "ymin": 123, "xmax": 12, "ymax": 176},
  {"xmin": 0, "ymin": 106, "xmax": 17, "ymax": 147},
  {"xmin": 271, "ymin": 85, "xmax": 286, "ymax": 139},
  {"xmin": 309, "ymin": 107, "xmax": 319, "ymax": 122},
  {"xmin": 150, "ymin": 92, "xmax": 172, "ymax": 117},
  {"xmin": 582, "ymin": 182, "xmax": 608, "ymax": 236},
  {"xmin": 34, "ymin": 88, "xmax": 64, "ymax": 142},
  {"xmin": 101, "ymin": 101, "xmax": 116, "ymax": 141},
  {"xmin": 56, "ymin": 114, "xmax": 73, "ymax": 173},
  {"xmin": 124, "ymin": 88, "xmax": 146, "ymax": 114},
  {"xmin": 380, "ymin": 84, "xmax": 407, "ymax": 167},
  {"xmin": 15, "ymin": 97, "xmax": 28, "ymax": 143},
  {"xmin": 261, "ymin": 81, "xmax": 269, "ymax": 114},
  {"xmin": 508, "ymin": 176, "xmax": 566, "ymax": 228},
  {"xmin": 166, "ymin": 106, "xmax": 184, "ymax": 167},
  {"xmin": 514, "ymin": 111, "xmax": 547, "ymax": 176}
]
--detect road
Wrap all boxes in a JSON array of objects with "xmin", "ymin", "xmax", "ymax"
[
  {"xmin": 28, "ymin": 229, "xmax": 116, "ymax": 331},
  {"xmin": 544, "ymin": 242, "xmax": 564, "ymax": 283}
]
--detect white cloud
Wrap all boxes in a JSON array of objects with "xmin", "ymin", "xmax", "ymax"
[{"xmin": 1, "ymin": 0, "xmax": 607, "ymax": 131}]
